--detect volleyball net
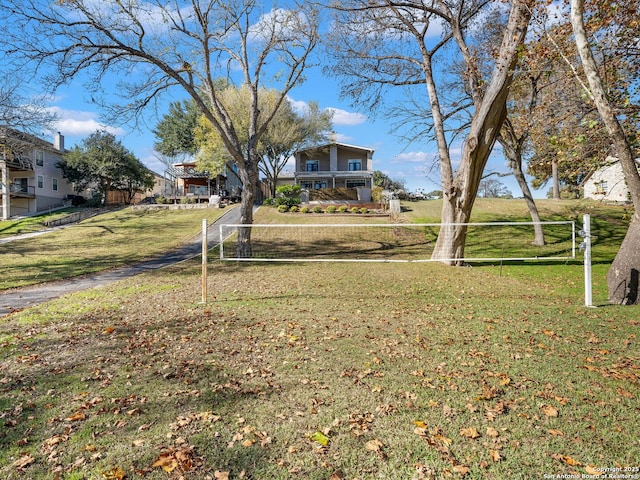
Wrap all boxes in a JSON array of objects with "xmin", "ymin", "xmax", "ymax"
[{"xmin": 217, "ymin": 221, "xmax": 576, "ymax": 263}]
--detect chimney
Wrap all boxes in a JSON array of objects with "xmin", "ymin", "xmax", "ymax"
[{"xmin": 54, "ymin": 132, "xmax": 64, "ymax": 151}]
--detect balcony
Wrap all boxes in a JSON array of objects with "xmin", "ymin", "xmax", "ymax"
[
  {"xmin": 0, "ymin": 183, "xmax": 36, "ymax": 199},
  {"xmin": 2, "ymin": 157, "xmax": 34, "ymax": 171}
]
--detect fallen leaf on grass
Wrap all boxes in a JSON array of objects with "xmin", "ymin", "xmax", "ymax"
[
  {"xmin": 329, "ymin": 470, "xmax": 344, "ymax": 480},
  {"xmin": 490, "ymin": 450, "xmax": 502, "ymax": 462},
  {"xmin": 152, "ymin": 446, "xmax": 198, "ymax": 474},
  {"xmin": 486, "ymin": 427, "xmax": 499, "ymax": 438},
  {"xmin": 66, "ymin": 411, "xmax": 86, "ymax": 422},
  {"xmin": 365, "ymin": 438, "xmax": 384, "ymax": 452},
  {"xmin": 214, "ymin": 471, "xmax": 230, "ymax": 480},
  {"xmin": 101, "ymin": 466, "xmax": 125, "ymax": 479},
  {"xmin": 42, "ymin": 435, "xmax": 68, "ymax": 451},
  {"xmin": 542, "ymin": 405, "xmax": 559, "ymax": 417},
  {"xmin": 547, "ymin": 429, "xmax": 564, "ymax": 436},
  {"xmin": 309, "ymin": 431, "xmax": 330, "ymax": 446},
  {"xmin": 552, "ymin": 453, "xmax": 581, "ymax": 466},
  {"xmin": 584, "ymin": 465, "xmax": 604, "ymax": 476},
  {"xmin": 453, "ymin": 464, "xmax": 470, "ymax": 475},
  {"xmin": 12, "ymin": 453, "xmax": 34, "ymax": 469},
  {"xmin": 152, "ymin": 453, "xmax": 178, "ymax": 473},
  {"xmin": 460, "ymin": 427, "xmax": 480, "ymax": 439}
]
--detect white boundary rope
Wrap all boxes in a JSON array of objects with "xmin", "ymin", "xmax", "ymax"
[{"xmin": 217, "ymin": 221, "xmax": 576, "ymax": 263}]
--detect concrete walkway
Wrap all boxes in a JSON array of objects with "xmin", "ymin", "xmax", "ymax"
[{"xmin": 0, "ymin": 206, "xmax": 244, "ymax": 317}]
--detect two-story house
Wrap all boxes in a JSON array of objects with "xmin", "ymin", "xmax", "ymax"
[
  {"xmin": 293, "ymin": 142, "xmax": 374, "ymax": 191},
  {"xmin": 1, "ymin": 128, "xmax": 77, "ymax": 220},
  {"xmin": 163, "ymin": 160, "xmax": 244, "ymax": 202}
]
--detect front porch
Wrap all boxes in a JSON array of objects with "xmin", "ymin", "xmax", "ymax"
[{"xmin": 293, "ymin": 171, "xmax": 374, "ymax": 190}]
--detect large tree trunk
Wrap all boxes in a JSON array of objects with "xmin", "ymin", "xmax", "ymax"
[
  {"xmin": 571, "ymin": 0, "xmax": 640, "ymax": 304},
  {"xmin": 499, "ymin": 132, "xmax": 546, "ymax": 246},
  {"xmin": 551, "ymin": 159, "xmax": 560, "ymax": 199},
  {"xmin": 608, "ymin": 218, "xmax": 640, "ymax": 304},
  {"xmin": 431, "ymin": 0, "xmax": 531, "ymax": 264},
  {"xmin": 512, "ymin": 155, "xmax": 545, "ymax": 246},
  {"xmin": 236, "ymin": 155, "xmax": 259, "ymax": 258}
]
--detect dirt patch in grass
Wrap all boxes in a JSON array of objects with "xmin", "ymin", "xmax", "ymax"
[{"xmin": 1, "ymin": 260, "xmax": 639, "ymax": 479}]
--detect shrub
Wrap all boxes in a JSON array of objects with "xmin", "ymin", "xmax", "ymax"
[
  {"xmin": 350, "ymin": 207, "xmax": 360, "ymax": 214},
  {"xmin": 276, "ymin": 184, "xmax": 302, "ymax": 196},
  {"xmin": 312, "ymin": 206, "xmax": 323, "ymax": 213},
  {"xmin": 337, "ymin": 205, "xmax": 349, "ymax": 213},
  {"xmin": 262, "ymin": 198, "xmax": 274, "ymax": 206},
  {"xmin": 274, "ymin": 185, "xmax": 302, "ymax": 208},
  {"xmin": 289, "ymin": 205, "xmax": 299, "ymax": 213},
  {"xmin": 359, "ymin": 208, "xmax": 369, "ymax": 214},
  {"xmin": 277, "ymin": 204, "xmax": 290, "ymax": 213},
  {"xmin": 300, "ymin": 206, "xmax": 310, "ymax": 213},
  {"xmin": 274, "ymin": 196, "xmax": 300, "ymax": 208},
  {"xmin": 326, "ymin": 205, "xmax": 337, "ymax": 213}
]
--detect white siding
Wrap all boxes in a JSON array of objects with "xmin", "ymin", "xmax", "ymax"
[{"xmin": 583, "ymin": 158, "xmax": 636, "ymax": 202}]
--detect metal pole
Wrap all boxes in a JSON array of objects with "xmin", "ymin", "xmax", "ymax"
[
  {"xmin": 202, "ymin": 218, "xmax": 207, "ymax": 304},
  {"xmin": 583, "ymin": 214, "xmax": 593, "ymax": 307},
  {"xmin": 219, "ymin": 224, "xmax": 224, "ymax": 260}
]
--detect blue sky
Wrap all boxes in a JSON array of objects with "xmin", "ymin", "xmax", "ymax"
[{"xmin": 38, "ymin": 4, "xmax": 548, "ymax": 199}]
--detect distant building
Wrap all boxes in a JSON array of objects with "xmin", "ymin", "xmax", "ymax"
[
  {"xmin": 163, "ymin": 161, "xmax": 244, "ymax": 202},
  {"xmin": 1, "ymin": 128, "xmax": 78, "ymax": 220},
  {"xmin": 583, "ymin": 157, "xmax": 639, "ymax": 203}
]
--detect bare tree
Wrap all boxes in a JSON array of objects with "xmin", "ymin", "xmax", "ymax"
[
  {"xmin": 326, "ymin": 0, "xmax": 532, "ymax": 264},
  {"xmin": 0, "ymin": 76, "xmax": 58, "ymax": 135},
  {"xmin": 571, "ymin": 0, "xmax": 640, "ymax": 305},
  {"xmin": 0, "ymin": 0, "xmax": 319, "ymax": 257}
]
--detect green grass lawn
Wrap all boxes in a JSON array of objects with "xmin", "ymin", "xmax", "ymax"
[
  {"xmin": 0, "ymin": 208, "xmax": 84, "ymax": 238},
  {"xmin": 0, "ymin": 206, "xmax": 230, "ymax": 290},
  {"xmin": 0, "ymin": 199, "xmax": 638, "ymax": 479}
]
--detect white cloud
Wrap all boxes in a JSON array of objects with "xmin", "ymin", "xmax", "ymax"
[
  {"xmin": 249, "ymin": 8, "xmax": 309, "ymax": 43},
  {"xmin": 49, "ymin": 106, "xmax": 124, "ymax": 137},
  {"xmin": 332, "ymin": 132, "xmax": 353, "ymax": 144},
  {"xmin": 327, "ymin": 108, "xmax": 367, "ymax": 126},
  {"xmin": 393, "ymin": 151, "xmax": 432, "ymax": 164},
  {"xmin": 287, "ymin": 97, "xmax": 311, "ymax": 116}
]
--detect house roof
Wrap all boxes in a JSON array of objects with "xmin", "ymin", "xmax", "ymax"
[
  {"xmin": 0, "ymin": 126, "xmax": 64, "ymax": 153},
  {"xmin": 295, "ymin": 142, "xmax": 375, "ymax": 156}
]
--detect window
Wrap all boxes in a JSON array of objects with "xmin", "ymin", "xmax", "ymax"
[
  {"xmin": 595, "ymin": 181, "xmax": 608, "ymax": 194},
  {"xmin": 13, "ymin": 178, "xmax": 28, "ymax": 193},
  {"xmin": 300, "ymin": 181, "xmax": 312, "ymax": 189},
  {"xmin": 347, "ymin": 180, "xmax": 366, "ymax": 188},
  {"xmin": 313, "ymin": 181, "xmax": 327, "ymax": 189},
  {"xmin": 348, "ymin": 160, "xmax": 362, "ymax": 171},
  {"xmin": 35, "ymin": 151, "xmax": 44, "ymax": 167},
  {"xmin": 38, "ymin": 175, "xmax": 44, "ymax": 189},
  {"xmin": 306, "ymin": 160, "xmax": 319, "ymax": 172},
  {"xmin": 52, "ymin": 178, "xmax": 58, "ymax": 191}
]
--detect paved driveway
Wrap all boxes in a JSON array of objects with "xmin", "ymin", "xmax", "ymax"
[{"xmin": 0, "ymin": 206, "xmax": 245, "ymax": 317}]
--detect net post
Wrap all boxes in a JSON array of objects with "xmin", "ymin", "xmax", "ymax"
[
  {"xmin": 201, "ymin": 218, "xmax": 208, "ymax": 304},
  {"xmin": 582, "ymin": 214, "xmax": 593, "ymax": 307},
  {"xmin": 219, "ymin": 224, "xmax": 224, "ymax": 260}
]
